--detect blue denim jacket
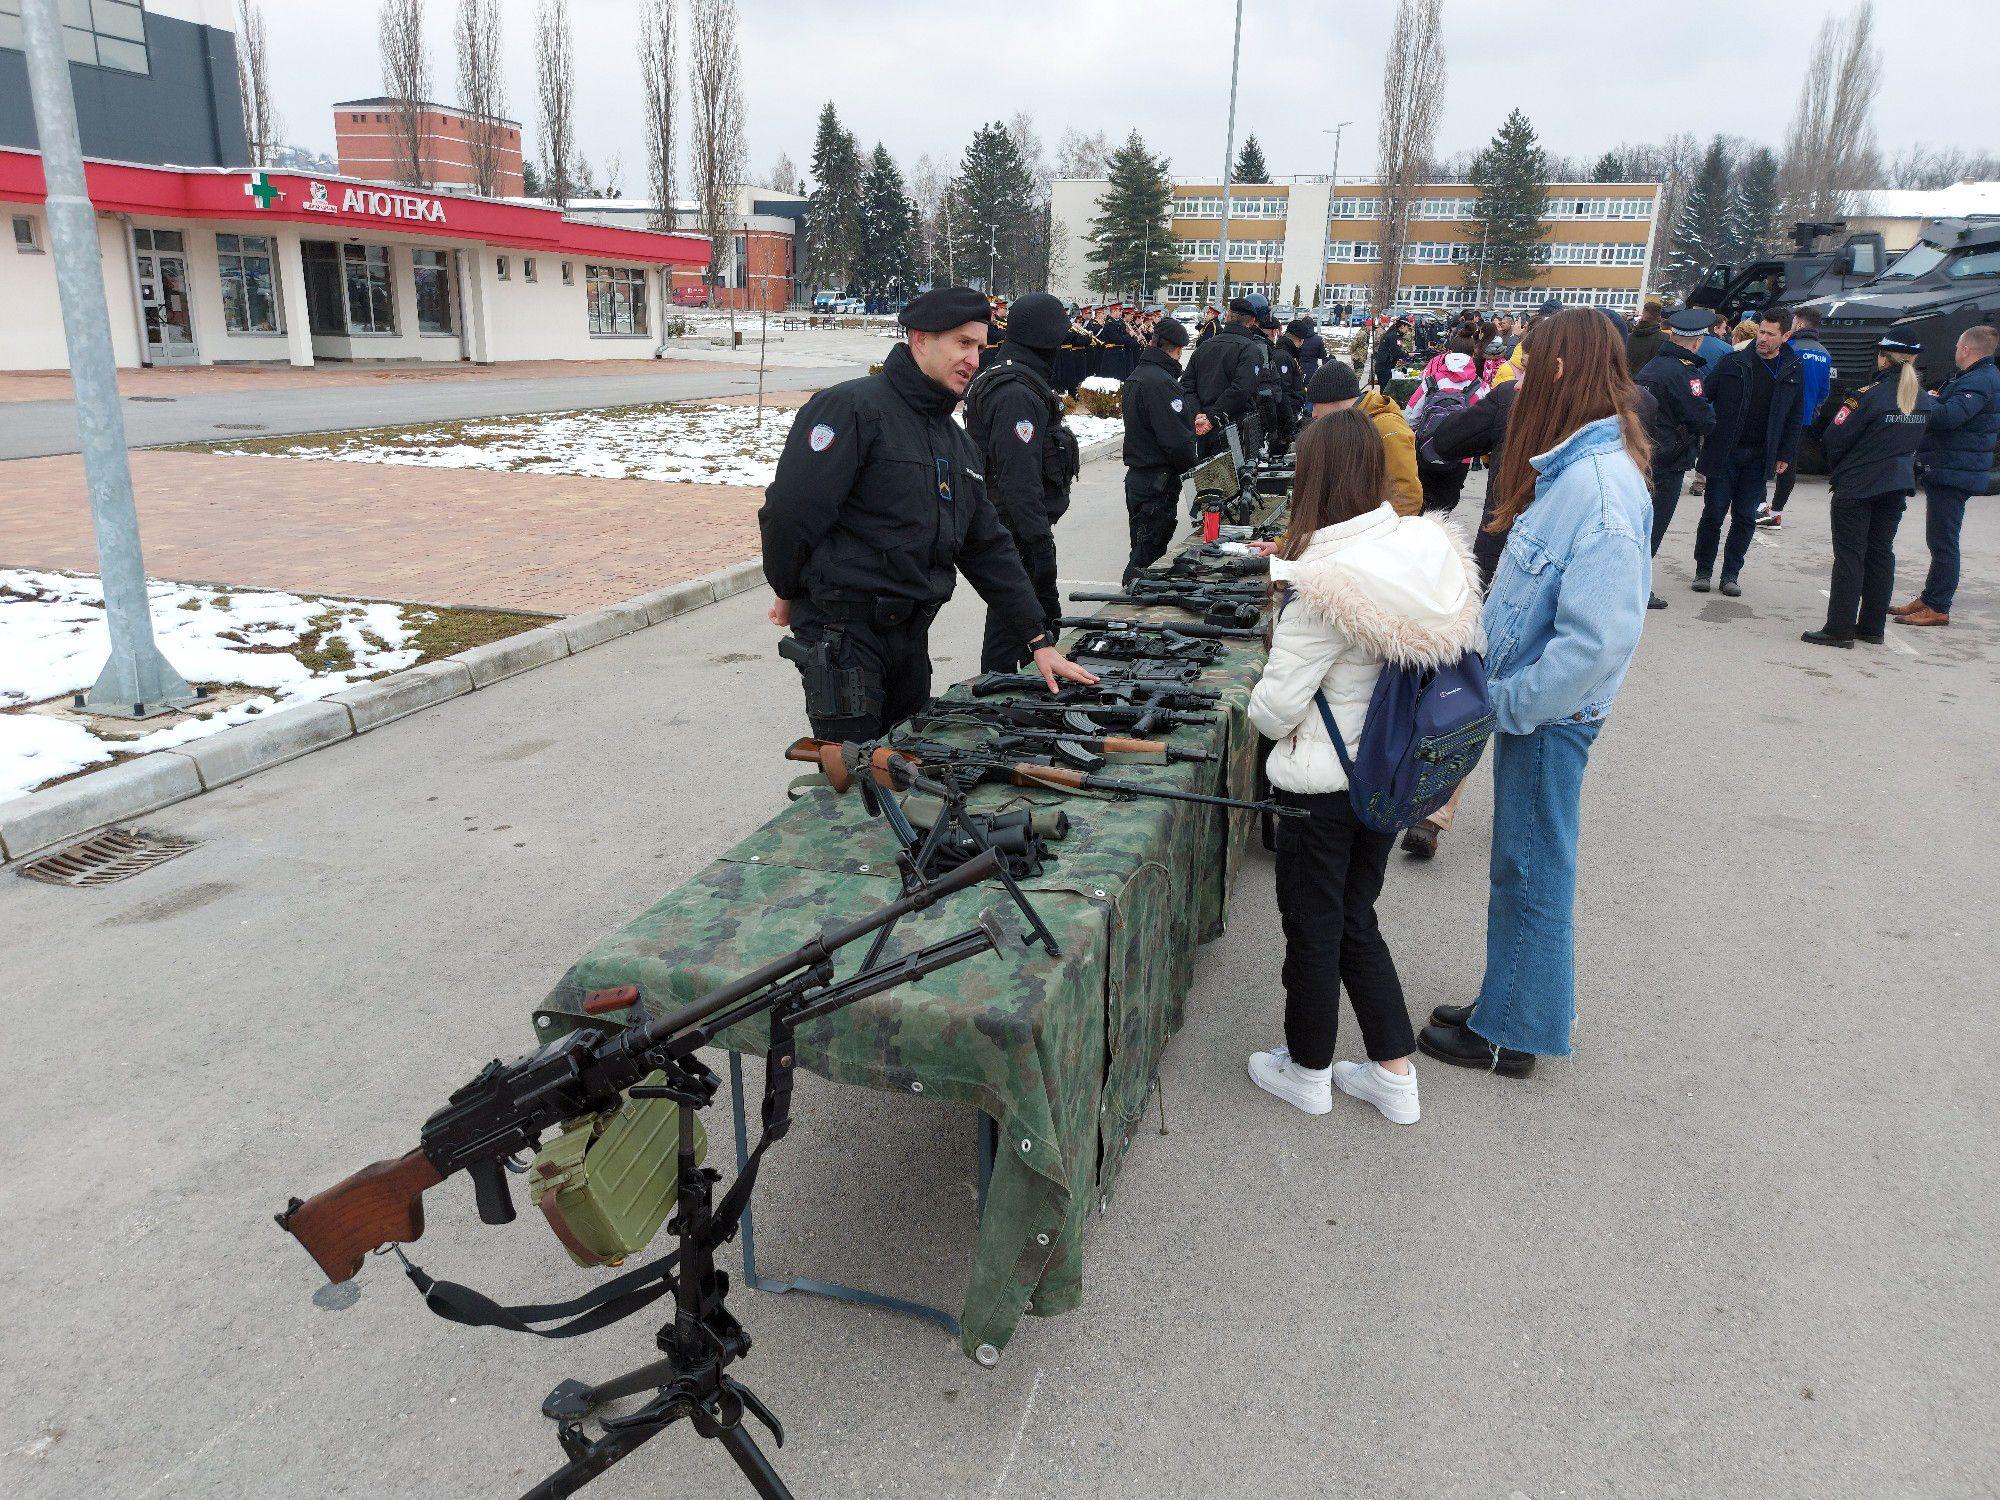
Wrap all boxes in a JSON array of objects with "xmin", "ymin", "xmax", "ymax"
[{"xmin": 1482, "ymin": 416, "xmax": 1652, "ymax": 735}]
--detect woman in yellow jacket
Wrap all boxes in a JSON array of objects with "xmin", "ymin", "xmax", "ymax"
[{"xmin": 1306, "ymin": 359, "xmax": 1423, "ymax": 515}]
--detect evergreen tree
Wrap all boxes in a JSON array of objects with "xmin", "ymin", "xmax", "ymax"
[
  {"xmin": 1591, "ymin": 149, "xmax": 1626, "ymax": 182},
  {"xmin": 1232, "ymin": 133, "xmax": 1270, "ymax": 184},
  {"xmin": 1665, "ymin": 136, "xmax": 1734, "ymax": 290},
  {"xmin": 1728, "ymin": 146, "xmax": 1782, "ymax": 263},
  {"xmin": 943, "ymin": 122, "xmax": 1041, "ymax": 294},
  {"xmin": 1465, "ymin": 109, "xmax": 1550, "ymax": 291},
  {"xmin": 856, "ymin": 144, "xmax": 921, "ymax": 302},
  {"xmin": 1085, "ymin": 131, "xmax": 1182, "ymax": 301},
  {"xmin": 802, "ymin": 102, "xmax": 865, "ymax": 295}
]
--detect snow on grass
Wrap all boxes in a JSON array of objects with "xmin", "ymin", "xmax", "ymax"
[
  {"xmin": 1080, "ymin": 376, "xmax": 1123, "ymax": 393},
  {"xmin": 212, "ymin": 401, "xmax": 796, "ymax": 488},
  {"xmin": 1066, "ymin": 414, "xmax": 1124, "ymax": 447},
  {"xmin": 0, "ymin": 570, "xmax": 423, "ymax": 800}
]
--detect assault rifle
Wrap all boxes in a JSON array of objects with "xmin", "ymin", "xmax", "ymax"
[
  {"xmin": 935, "ymin": 695, "xmax": 1216, "ymax": 739},
  {"xmin": 966, "ymin": 673, "xmax": 1223, "ymax": 706},
  {"xmin": 910, "ymin": 711, "xmax": 1216, "ymax": 772},
  {"xmin": 278, "ymin": 850, "xmax": 1013, "ymax": 1499},
  {"xmin": 967, "ymin": 659, "xmax": 1210, "ymax": 690},
  {"xmin": 1067, "ymin": 583, "xmax": 1265, "ymax": 631},
  {"xmin": 1057, "ymin": 614, "xmax": 1261, "ymax": 642},
  {"xmin": 791, "ymin": 737, "xmax": 1299, "ymax": 820}
]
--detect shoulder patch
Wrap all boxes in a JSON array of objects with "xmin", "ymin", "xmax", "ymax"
[
  {"xmin": 1688, "ymin": 377, "xmax": 1703, "ymax": 398},
  {"xmin": 1170, "ymin": 396, "xmax": 1184, "ymax": 412},
  {"xmin": 1014, "ymin": 419, "xmax": 1036, "ymax": 444},
  {"xmin": 809, "ymin": 423, "xmax": 836, "ymax": 452},
  {"xmin": 1831, "ymin": 405, "xmax": 1849, "ymax": 425}
]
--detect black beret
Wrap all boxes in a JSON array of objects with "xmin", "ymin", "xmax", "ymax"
[
  {"xmin": 1664, "ymin": 307, "xmax": 1713, "ymax": 334},
  {"xmin": 899, "ymin": 287, "xmax": 991, "ymax": 333},
  {"xmin": 1306, "ymin": 359, "xmax": 1361, "ymax": 405},
  {"xmin": 1286, "ymin": 317, "xmax": 1316, "ymax": 338},
  {"xmin": 1152, "ymin": 316, "xmax": 1190, "ymax": 349},
  {"xmin": 1227, "ymin": 296, "xmax": 1258, "ymax": 315}
]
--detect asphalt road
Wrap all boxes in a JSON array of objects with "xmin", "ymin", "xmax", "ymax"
[
  {"xmin": 2, "ymin": 459, "xmax": 1994, "ymax": 1499},
  {"xmin": 0, "ymin": 363, "xmax": 861, "ymax": 458}
]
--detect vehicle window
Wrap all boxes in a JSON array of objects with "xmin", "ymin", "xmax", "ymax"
[
  {"xmin": 1946, "ymin": 248, "xmax": 2000, "ymax": 279},
  {"xmin": 1882, "ymin": 241, "xmax": 1948, "ymax": 279}
]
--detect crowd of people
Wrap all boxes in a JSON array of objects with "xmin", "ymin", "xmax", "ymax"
[{"xmin": 759, "ymin": 278, "xmax": 1996, "ymax": 1131}]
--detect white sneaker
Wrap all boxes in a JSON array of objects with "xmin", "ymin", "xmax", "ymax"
[
  {"xmin": 1248, "ymin": 1045, "xmax": 1332, "ymax": 1115},
  {"xmin": 1331, "ymin": 1059, "xmax": 1421, "ymax": 1124}
]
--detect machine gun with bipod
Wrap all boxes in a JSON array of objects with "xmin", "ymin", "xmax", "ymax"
[
  {"xmin": 1066, "ymin": 583, "xmax": 1265, "ymax": 630},
  {"xmin": 906, "ymin": 712, "xmax": 1216, "ymax": 773}
]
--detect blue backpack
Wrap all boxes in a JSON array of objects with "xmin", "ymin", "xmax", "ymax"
[{"xmin": 1313, "ymin": 654, "xmax": 1495, "ymax": 833}]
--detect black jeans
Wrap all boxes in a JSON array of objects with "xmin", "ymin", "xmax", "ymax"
[
  {"xmin": 787, "ymin": 599, "xmax": 934, "ymax": 742},
  {"xmin": 1122, "ymin": 467, "xmax": 1179, "ymax": 583},
  {"xmin": 1273, "ymin": 788, "xmax": 1411, "ymax": 1069},
  {"xmin": 1649, "ymin": 461, "xmax": 1691, "ymax": 556},
  {"xmin": 1824, "ymin": 491, "xmax": 1908, "ymax": 638}
]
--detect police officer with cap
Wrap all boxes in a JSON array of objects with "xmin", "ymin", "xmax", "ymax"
[
  {"xmin": 1183, "ymin": 294, "xmax": 1269, "ymax": 457},
  {"xmin": 760, "ymin": 287, "xmax": 1096, "ymax": 741},
  {"xmin": 1261, "ymin": 309, "xmax": 1306, "ymax": 456},
  {"xmin": 964, "ymin": 291, "xmax": 1084, "ymax": 673},
  {"xmin": 1119, "ymin": 314, "xmax": 1200, "ymax": 582},
  {"xmin": 1634, "ymin": 306, "xmax": 1719, "ymax": 609}
]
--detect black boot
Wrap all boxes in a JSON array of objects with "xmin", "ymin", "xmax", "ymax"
[
  {"xmin": 1429, "ymin": 1002, "xmax": 1472, "ymax": 1028},
  {"xmin": 1417, "ymin": 1022, "xmax": 1536, "ymax": 1077},
  {"xmin": 1690, "ymin": 574, "xmax": 1712, "ymax": 593},
  {"xmin": 1801, "ymin": 629, "xmax": 1855, "ymax": 648}
]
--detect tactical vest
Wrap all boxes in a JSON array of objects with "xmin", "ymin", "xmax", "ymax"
[{"xmin": 967, "ymin": 359, "xmax": 1082, "ymax": 492}]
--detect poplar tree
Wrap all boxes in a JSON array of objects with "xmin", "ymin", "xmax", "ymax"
[
  {"xmin": 1465, "ymin": 109, "xmax": 1549, "ymax": 291},
  {"xmin": 1085, "ymin": 132, "xmax": 1182, "ymax": 301}
]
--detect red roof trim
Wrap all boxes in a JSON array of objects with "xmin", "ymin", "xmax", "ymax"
[{"xmin": 0, "ymin": 150, "xmax": 709, "ymax": 268}]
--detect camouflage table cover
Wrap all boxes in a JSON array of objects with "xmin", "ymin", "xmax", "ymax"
[{"xmin": 536, "ymin": 604, "xmax": 1269, "ymax": 1361}]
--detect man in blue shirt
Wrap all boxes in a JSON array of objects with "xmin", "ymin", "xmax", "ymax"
[
  {"xmin": 1758, "ymin": 305, "xmax": 1834, "ymax": 529},
  {"xmin": 1690, "ymin": 310, "xmax": 1804, "ymax": 596},
  {"xmin": 1696, "ymin": 312, "xmax": 1733, "ymax": 377}
]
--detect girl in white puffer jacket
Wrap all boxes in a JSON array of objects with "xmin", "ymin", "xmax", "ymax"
[{"xmin": 1244, "ymin": 409, "xmax": 1484, "ymax": 1123}]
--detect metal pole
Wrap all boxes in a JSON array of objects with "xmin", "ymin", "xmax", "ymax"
[
  {"xmin": 1215, "ymin": 0, "xmax": 1244, "ymax": 309},
  {"xmin": 21, "ymin": 0, "xmax": 195, "ymax": 717},
  {"xmin": 1320, "ymin": 121, "xmax": 1350, "ymax": 310}
]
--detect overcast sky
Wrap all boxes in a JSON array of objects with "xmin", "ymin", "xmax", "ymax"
[{"xmin": 268, "ymin": 0, "xmax": 1997, "ymax": 187}]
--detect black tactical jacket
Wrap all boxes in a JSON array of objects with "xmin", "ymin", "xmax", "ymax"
[
  {"xmin": 963, "ymin": 343, "xmax": 1080, "ymax": 549},
  {"xmin": 758, "ymin": 344, "xmax": 1045, "ymax": 643},
  {"xmin": 1635, "ymin": 340, "xmax": 1717, "ymax": 471},
  {"xmin": 1121, "ymin": 347, "xmax": 1200, "ymax": 474},
  {"xmin": 1183, "ymin": 321, "xmax": 1267, "ymax": 427},
  {"xmin": 1823, "ymin": 375, "xmax": 1939, "ymax": 500}
]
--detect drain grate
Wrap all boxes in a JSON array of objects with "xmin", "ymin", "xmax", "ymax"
[{"xmin": 16, "ymin": 828, "xmax": 200, "ymax": 886}]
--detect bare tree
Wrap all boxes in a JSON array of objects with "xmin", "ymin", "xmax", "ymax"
[
  {"xmin": 601, "ymin": 151, "xmax": 625, "ymax": 199},
  {"xmin": 638, "ymin": 0, "xmax": 678, "ymax": 227},
  {"xmin": 909, "ymin": 151, "xmax": 946, "ymax": 277},
  {"xmin": 1008, "ymin": 112, "xmax": 1054, "ymax": 287},
  {"xmin": 688, "ymin": 0, "xmax": 747, "ymax": 286},
  {"xmin": 453, "ymin": 0, "xmax": 506, "ymax": 195},
  {"xmin": 1373, "ymin": 0, "xmax": 1446, "ymax": 310},
  {"xmin": 767, "ymin": 150, "xmax": 798, "ymax": 195},
  {"xmin": 378, "ymin": 0, "xmax": 432, "ymax": 188},
  {"xmin": 234, "ymin": 0, "xmax": 280, "ymax": 164},
  {"xmin": 1779, "ymin": 1, "xmax": 1883, "ymax": 220},
  {"xmin": 535, "ymin": 0, "xmax": 576, "ymax": 206},
  {"xmin": 1887, "ymin": 143, "xmax": 2000, "ymax": 190},
  {"xmin": 1055, "ymin": 127, "xmax": 1113, "ymax": 181}
]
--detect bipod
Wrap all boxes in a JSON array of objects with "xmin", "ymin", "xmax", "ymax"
[
  {"xmin": 523, "ymin": 1057, "xmax": 790, "ymax": 1500},
  {"xmin": 856, "ymin": 756, "xmax": 1060, "ymax": 965}
]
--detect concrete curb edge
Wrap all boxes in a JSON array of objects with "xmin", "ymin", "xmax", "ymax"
[{"xmin": 0, "ymin": 556, "xmax": 770, "ymax": 866}]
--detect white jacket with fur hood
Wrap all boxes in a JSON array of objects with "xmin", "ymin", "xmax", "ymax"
[{"xmin": 1247, "ymin": 503, "xmax": 1484, "ymax": 795}]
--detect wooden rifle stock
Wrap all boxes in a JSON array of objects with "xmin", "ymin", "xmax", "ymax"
[{"xmin": 276, "ymin": 1147, "xmax": 444, "ymax": 1284}]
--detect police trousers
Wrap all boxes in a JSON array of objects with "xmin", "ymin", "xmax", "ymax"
[
  {"xmin": 1123, "ymin": 467, "xmax": 1180, "ymax": 583},
  {"xmin": 785, "ymin": 598, "xmax": 936, "ymax": 742},
  {"xmin": 1824, "ymin": 490, "xmax": 1907, "ymax": 638},
  {"xmin": 980, "ymin": 502, "xmax": 1062, "ymax": 674}
]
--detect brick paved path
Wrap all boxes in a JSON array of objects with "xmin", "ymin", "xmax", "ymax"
[{"xmin": 1, "ymin": 452, "xmax": 765, "ymax": 613}]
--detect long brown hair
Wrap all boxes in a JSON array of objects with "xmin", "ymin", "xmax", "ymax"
[
  {"xmin": 1279, "ymin": 408, "xmax": 1388, "ymax": 560},
  {"xmin": 1486, "ymin": 309, "xmax": 1652, "ymax": 533}
]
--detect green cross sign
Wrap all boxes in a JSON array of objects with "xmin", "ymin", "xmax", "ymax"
[{"xmin": 243, "ymin": 172, "xmax": 282, "ymax": 209}]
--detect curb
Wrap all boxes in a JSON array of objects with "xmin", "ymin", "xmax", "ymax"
[{"xmin": 0, "ymin": 557, "xmax": 768, "ymax": 866}]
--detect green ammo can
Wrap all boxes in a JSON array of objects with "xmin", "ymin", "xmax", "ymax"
[{"xmin": 526, "ymin": 1073, "xmax": 706, "ymax": 1268}]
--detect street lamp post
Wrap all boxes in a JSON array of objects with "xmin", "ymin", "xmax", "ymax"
[
  {"xmin": 1320, "ymin": 120, "xmax": 1352, "ymax": 312},
  {"xmin": 20, "ymin": 0, "xmax": 196, "ymax": 718},
  {"xmin": 1214, "ymin": 0, "xmax": 1244, "ymax": 309}
]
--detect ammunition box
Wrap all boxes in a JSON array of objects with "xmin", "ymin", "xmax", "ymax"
[{"xmin": 527, "ymin": 1074, "xmax": 706, "ymax": 1268}]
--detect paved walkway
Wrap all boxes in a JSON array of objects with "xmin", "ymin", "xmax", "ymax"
[
  {"xmin": 0, "ymin": 357, "xmax": 745, "ymax": 403},
  {"xmin": 2, "ymin": 450, "xmax": 763, "ymax": 612}
]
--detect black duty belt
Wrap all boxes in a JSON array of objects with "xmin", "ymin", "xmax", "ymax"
[{"xmin": 811, "ymin": 596, "xmax": 943, "ymax": 629}]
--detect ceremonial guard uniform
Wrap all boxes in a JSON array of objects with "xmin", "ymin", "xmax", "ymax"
[
  {"xmin": 964, "ymin": 292, "xmax": 1083, "ymax": 672},
  {"xmin": 760, "ymin": 288, "xmax": 1053, "ymax": 740},
  {"xmin": 1119, "ymin": 316, "xmax": 1200, "ymax": 583}
]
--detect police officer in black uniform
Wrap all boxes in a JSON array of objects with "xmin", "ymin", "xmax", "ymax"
[
  {"xmin": 964, "ymin": 292, "xmax": 1084, "ymax": 674},
  {"xmin": 1183, "ymin": 294, "xmax": 1269, "ymax": 457},
  {"xmin": 760, "ymin": 287, "xmax": 1096, "ymax": 740},
  {"xmin": 1119, "ymin": 315, "xmax": 1200, "ymax": 583},
  {"xmin": 1262, "ymin": 311, "xmax": 1306, "ymax": 457},
  {"xmin": 1802, "ymin": 334, "xmax": 1939, "ymax": 649},
  {"xmin": 1634, "ymin": 306, "xmax": 1718, "ymax": 610}
]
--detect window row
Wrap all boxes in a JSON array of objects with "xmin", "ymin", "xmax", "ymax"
[
  {"xmin": 0, "ymin": 0, "xmax": 149, "ymax": 75},
  {"xmin": 1170, "ymin": 195, "xmax": 1290, "ymax": 220},
  {"xmin": 1173, "ymin": 238, "xmax": 1285, "ymax": 262},
  {"xmin": 1329, "ymin": 239, "xmax": 1649, "ymax": 268}
]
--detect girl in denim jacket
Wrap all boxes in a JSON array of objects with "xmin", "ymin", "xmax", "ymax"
[{"xmin": 1417, "ymin": 310, "xmax": 1654, "ymax": 1078}]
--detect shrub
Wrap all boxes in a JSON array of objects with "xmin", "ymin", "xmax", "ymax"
[{"xmin": 1065, "ymin": 387, "xmax": 1122, "ymax": 419}]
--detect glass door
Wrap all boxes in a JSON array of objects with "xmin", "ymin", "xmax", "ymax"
[{"xmin": 133, "ymin": 228, "xmax": 200, "ymax": 365}]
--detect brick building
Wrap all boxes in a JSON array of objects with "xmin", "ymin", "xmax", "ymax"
[{"xmin": 333, "ymin": 96, "xmax": 523, "ymax": 196}]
